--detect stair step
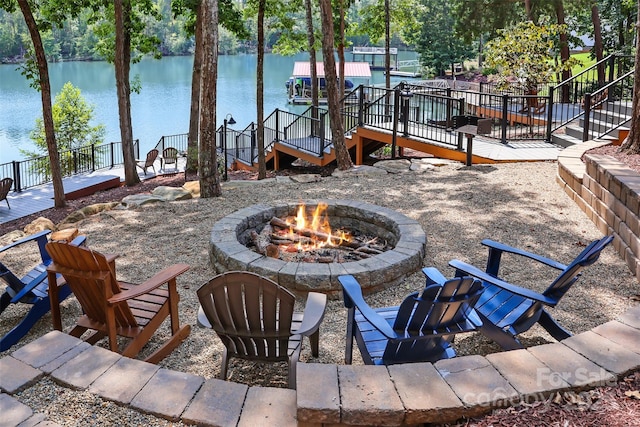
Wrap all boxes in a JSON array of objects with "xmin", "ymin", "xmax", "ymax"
[{"xmin": 551, "ymin": 132, "xmax": 583, "ymax": 147}]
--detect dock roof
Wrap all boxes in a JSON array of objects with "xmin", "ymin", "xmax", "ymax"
[{"xmin": 291, "ymin": 62, "xmax": 371, "ymax": 78}]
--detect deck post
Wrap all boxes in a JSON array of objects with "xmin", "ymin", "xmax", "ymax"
[
  {"xmin": 545, "ymin": 86, "xmax": 554, "ymax": 142},
  {"xmin": 501, "ymin": 94, "xmax": 509, "ymax": 144},
  {"xmin": 12, "ymin": 161, "xmax": 21, "ymax": 192},
  {"xmin": 391, "ymin": 88, "xmax": 400, "ymax": 159}
]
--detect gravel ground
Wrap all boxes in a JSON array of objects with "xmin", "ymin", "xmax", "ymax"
[{"xmin": 1, "ymin": 160, "xmax": 638, "ymax": 426}]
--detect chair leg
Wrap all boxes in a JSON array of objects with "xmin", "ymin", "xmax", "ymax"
[
  {"xmin": 219, "ymin": 347, "xmax": 230, "ymax": 380},
  {"xmin": 0, "ymin": 298, "xmax": 51, "ymax": 352},
  {"xmin": 0, "ymin": 292, "xmax": 11, "ymax": 314},
  {"xmin": 538, "ymin": 309, "xmax": 572, "ymax": 341},
  {"xmin": 309, "ymin": 329, "xmax": 320, "ymax": 357}
]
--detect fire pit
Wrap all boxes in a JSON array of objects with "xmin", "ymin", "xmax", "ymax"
[{"xmin": 209, "ymin": 200, "xmax": 426, "ymax": 297}]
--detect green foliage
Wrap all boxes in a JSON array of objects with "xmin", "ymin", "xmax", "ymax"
[
  {"xmin": 414, "ymin": 0, "xmax": 474, "ymax": 77},
  {"xmin": 484, "ymin": 20, "xmax": 580, "ymax": 92},
  {"xmin": 24, "ymin": 82, "xmax": 105, "ymax": 172}
]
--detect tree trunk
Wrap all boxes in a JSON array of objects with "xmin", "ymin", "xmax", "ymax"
[
  {"xmin": 620, "ymin": 1, "xmax": 640, "ymax": 154},
  {"xmin": 114, "ymin": 0, "xmax": 140, "ymax": 186},
  {"xmin": 524, "ymin": 0, "xmax": 532, "ymax": 21},
  {"xmin": 17, "ymin": 0, "xmax": 65, "ymax": 207},
  {"xmin": 305, "ymin": 0, "xmax": 319, "ymax": 130},
  {"xmin": 256, "ymin": 0, "xmax": 266, "ymax": 179},
  {"xmin": 384, "ymin": 0, "xmax": 390, "ymax": 91},
  {"xmin": 591, "ymin": 3, "xmax": 605, "ymax": 84},
  {"xmin": 187, "ymin": 2, "xmax": 204, "ymax": 174},
  {"xmin": 338, "ymin": 1, "xmax": 345, "ymax": 97},
  {"xmin": 554, "ymin": 0, "xmax": 570, "ymax": 103},
  {"xmin": 318, "ymin": 0, "xmax": 352, "ymax": 170},
  {"xmin": 198, "ymin": 0, "xmax": 221, "ymax": 197}
]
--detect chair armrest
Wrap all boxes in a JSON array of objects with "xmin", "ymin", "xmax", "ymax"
[
  {"xmin": 108, "ymin": 263, "xmax": 189, "ymax": 304},
  {"xmin": 293, "ymin": 292, "xmax": 327, "ymax": 337},
  {"xmin": 339, "ymin": 275, "xmax": 398, "ymax": 339},
  {"xmin": 482, "ymin": 239, "xmax": 567, "ymax": 271},
  {"xmin": 449, "ymin": 259, "xmax": 558, "ymax": 306},
  {"xmin": 422, "ymin": 267, "xmax": 447, "ymax": 286},
  {"xmin": 197, "ymin": 305, "xmax": 212, "ymax": 328},
  {"xmin": 0, "ymin": 230, "xmax": 51, "ymax": 254}
]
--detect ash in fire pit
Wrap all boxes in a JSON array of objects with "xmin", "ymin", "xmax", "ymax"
[
  {"xmin": 209, "ymin": 200, "xmax": 426, "ymax": 297},
  {"xmin": 250, "ymin": 203, "xmax": 392, "ymax": 263}
]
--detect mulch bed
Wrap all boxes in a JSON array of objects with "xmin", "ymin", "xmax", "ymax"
[{"xmin": 448, "ymin": 372, "xmax": 640, "ymax": 427}]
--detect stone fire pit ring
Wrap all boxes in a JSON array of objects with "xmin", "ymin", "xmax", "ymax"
[{"xmin": 209, "ymin": 200, "xmax": 427, "ymax": 298}]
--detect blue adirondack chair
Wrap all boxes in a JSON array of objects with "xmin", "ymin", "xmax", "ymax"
[
  {"xmin": 339, "ymin": 268, "xmax": 484, "ymax": 365},
  {"xmin": 448, "ymin": 235, "xmax": 614, "ymax": 350},
  {"xmin": 0, "ymin": 230, "xmax": 86, "ymax": 351}
]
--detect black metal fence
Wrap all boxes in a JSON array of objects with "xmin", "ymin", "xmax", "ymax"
[{"xmin": 0, "ymin": 140, "xmax": 138, "ymax": 192}]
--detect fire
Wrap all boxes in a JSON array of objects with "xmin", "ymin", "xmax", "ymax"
[{"xmin": 285, "ymin": 203, "xmax": 351, "ymax": 251}]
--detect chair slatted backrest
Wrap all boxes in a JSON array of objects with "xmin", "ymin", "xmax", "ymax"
[
  {"xmin": 163, "ymin": 147, "xmax": 178, "ymax": 164},
  {"xmin": 542, "ymin": 235, "xmax": 613, "ymax": 302},
  {"xmin": 393, "ymin": 277, "xmax": 483, "ymax": 335},
  {"xmin": 145, "ymin": 149, "xmax": 159, "ymax": 167},
  {"xmin": 45, "ymin": 242, "xmax": 138, "ymax": 328},
  {"xmin": 0, "ymin": 177, "xmax": 13, "ymax": 207},
  {"xmin": 197, "ymin": 271, "xmax": 295, "ymax": 361}
]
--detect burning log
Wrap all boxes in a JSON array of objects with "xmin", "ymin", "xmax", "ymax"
[
  {"xmin": 270, "ymin": 217, "xmax": 363, "ymax": 250},
  {"xmin": 250, "ymin": 224, "xmax": 280, "ymax": 258}
]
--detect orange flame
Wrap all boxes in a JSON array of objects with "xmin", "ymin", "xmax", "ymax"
[{"xmin": 287, "ymin": 203, "xmax": 351, "ymax": 251}]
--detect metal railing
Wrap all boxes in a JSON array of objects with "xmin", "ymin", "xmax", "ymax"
[
  {"xmin": 0, "ymin": 140, "xmax": 138, "ymax": 192},
  {"xmin": 548, "ymin": 53, "xmax": 634, "ymax": 139}
]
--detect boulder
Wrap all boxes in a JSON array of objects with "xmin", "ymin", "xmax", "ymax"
[
  {"xmin": 409, "ymin": 159, "xmax": 437, "ymax": 172},
  {"xmin": 332, "ymin": 165, "xmax": 387, "ymax": 177},
  {"xmin": 152, "ymin": 186, "xmax": 193, "ymax": 201},
  {"xmin": 23, "ymin": 217, "xmax": 55, "ymax": 234},
  {"xmin": 80, "ymin": 202, "xmax": 120, "ymax": 216},
  {"xmin": 0, "ymin": 230, "xmax": 26, "ymax": 246},
  {"xmin": 183, "ymin": 181, "xmax": 200, "ymax": 197},
  {"xmin": 373, "ymin": 159, "xmax": 412, "ymax": 173},
  {"xmin": 290, "ymin": 174, "xmax": 321, "ymax": 183},
  {"xmin": 121, "ymin": 194, "xmax": 166, "ymax": 207}
]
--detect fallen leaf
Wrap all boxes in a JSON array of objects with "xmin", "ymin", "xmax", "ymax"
[{"xmin": 625, "ymin": 390, "xmax": 640, "ymax": 399}]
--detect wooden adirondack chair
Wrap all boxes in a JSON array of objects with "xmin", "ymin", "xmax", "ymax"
[
  {"xmin": 0, "ymin": 230, "xmax": 86, "ymax": 351},
  {"xmin": 45, "ymin": 241, "xmax": 190, "ymax": 364},
  {"xmin": 196, "ymin": 271, "xmax": 327, "ymax": 389},
  {"xmin": 448, "ymin": 235, "xmax": 614, "ymax": 350},
  {"xmin": 339, "ymin": 268, "xmax": 484, "ymax": 366},
  {"xmin": 136, "ymin": 149, "xmax": 158, "ymax": 175},
  {"xmin": 161, "ymin": 147, "xmax": 179, "ymax": 172},
  {"xmin": 0, "ymin": 177, "xmax": 12, "ymax": 209}
]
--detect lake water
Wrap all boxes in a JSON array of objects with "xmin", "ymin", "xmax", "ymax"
[{"xmin": 0, "ymin": 52, "xmax": 416, "ymax": 164}]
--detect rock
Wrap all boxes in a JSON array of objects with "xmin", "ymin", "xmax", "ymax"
[
  {"xmin": 0, "ymin": 230, "xmax": 26, "ymax": 246},
  {"xmin": 79, "ymin": 202, "xmax": 120, "ymax": 216},
  {"xmin": 373, "ymin": 159, "xmax": 412, "ymax": 173},
  {"xmin": 410, "ymin": 159, "xmax": 437, "ymax": 172},
  {"xmin": 121, "ymin": 194, "xmax": 165, "ymax": 207},
  {"xmin": 60, "ymin": 210, "xmax": 87, "ymax": 225},
  {"xmin": 24, "ymin": 217, "xmax": 55, "ymax": 234},
  {"xmin": 183, "ymin": 181, "xmax": 200, "ymax": 197},
  {"xmin": 290, "ymin": 174, "xmax": 321, "ymax": 183},
  {"xmin": 152, "ymin": 186, "xmax": 193, "ymax": 201},
  {"xmin": 332, "ymin": 165, "xmax": 387, "ymax": 177}
]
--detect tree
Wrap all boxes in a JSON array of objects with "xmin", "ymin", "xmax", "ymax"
[
  {"xmin": 256, "ymin": 0, "xmax": 266, "ymax": 179},
  {"xmin": 318, "ymin": 0, "xmax": 352, "ymax": 170},
  {"xmin": 619, "ymin": 0, "xmax": 640, "ymax": 154},
  {"xmin": 25, "ymin": 82, "xmax": 105, "ymax": 162},
  {"xmin": 484, "ymin": 20, "xmax": 578, "ymax": 93},
  {"xmin": 198, "ymin": 0, "xmax": 220, "ymax": 197},
  {"xmin": 13, "ymin": 0, "xmax": 66, "ymax": 207},
  {"xmin": 414, "ymin": 0, "xmax": 474, "ymax": 77}
]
